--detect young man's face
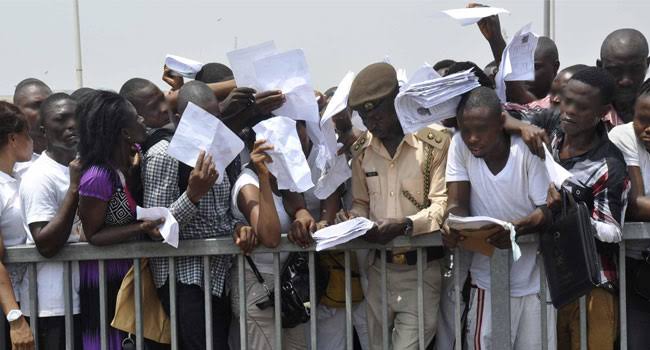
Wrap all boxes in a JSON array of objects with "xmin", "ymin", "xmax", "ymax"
[
  {"xmin": 138, "ymin": 86, "xmax": 172, "ymax": 129},
  {"xmin": 633, "ymin": 94, "xmax": 650, "ymax": 152},
  {"xmin": 525, "ymin": 54, "xmax": 558, "ymax": 99},
  {"xmin": 458, "ymin": 106, "xmax": 504, "ymax": 158},
  {"xmin": 559, "ymin": 80, "xmax": 608, "ymax": 137},
  {"xmin": 42, "ymin": 99, "xmax": 79, "ymax": 153},
  {"xmin": 601, "ymin": 52, "xmax": 649, "ymax": 108}
]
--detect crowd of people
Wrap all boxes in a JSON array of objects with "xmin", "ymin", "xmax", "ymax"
[{"xmin": 0, "ymin": 7, "xmax": 649, "ymax": 350}]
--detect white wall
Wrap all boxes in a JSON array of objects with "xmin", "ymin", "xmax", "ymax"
[{"xmin": 1, "ymin": 0, "xmax": 649, "ymax": 96}]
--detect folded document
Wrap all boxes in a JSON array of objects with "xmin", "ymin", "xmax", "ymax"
[
  {"xmin": 446, "ymin": 214, "xmax": 521, "ymax": 261},
  {"xmin": 313, "ymin": 217, "xmax": 375, "ymax": 251}
]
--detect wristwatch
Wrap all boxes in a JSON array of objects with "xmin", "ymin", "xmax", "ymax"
[
  {"xmin": 6, "ymin": 309, "xmax": 22, "ymax": 323},
  {"xmin": 404, "ymin": 218, "xmax": 414, "ymax": 236}
]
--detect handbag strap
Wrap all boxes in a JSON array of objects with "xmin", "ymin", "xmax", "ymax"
[{"xmin": 245, "ymin": 256, "xmax": 266, "ymax": 284}]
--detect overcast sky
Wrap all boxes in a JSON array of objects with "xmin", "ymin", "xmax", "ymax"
[{"xmin": 1, "ymin": 0, "xmax": 649, "ymax": 96}]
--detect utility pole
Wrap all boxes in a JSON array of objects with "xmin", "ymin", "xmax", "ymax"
[{"xmin": 72, "ymin": 0, "xmax": 84, "ymax": 88}]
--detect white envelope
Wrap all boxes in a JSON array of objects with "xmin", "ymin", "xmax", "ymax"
[
  {"xmin": 442, "ymin": 7, "xmax": 510, "ymax": 26},
  {"xmin": 167, "ymin": 102, "xmax": 244, "ymax": 184},
  {"xmin": 226, "ymin": 41, "xmax": 277, "ymax": 89},
  {"xmin": 253, "ymin": 49, "xmax": 320, "ymax": 124},
  {"xmin": 253, "ymin": 116, "xmax": 314, "ymax": 193},
  {"xmin": 165, "ymin": 54, "xmax": 204, "ymax": 78}
]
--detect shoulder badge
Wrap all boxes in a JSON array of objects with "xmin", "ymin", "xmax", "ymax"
[
  {"xmin": 415, "ymin": 124, "xmax": 450, "ymax": 149},
  {"xmin": 350, "ymin": 131, "xmax": 371, "ymax": 158}
]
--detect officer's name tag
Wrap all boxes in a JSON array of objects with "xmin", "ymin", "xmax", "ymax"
[{"xmin": 365, "ymin": 172, "xmax": 378, "ymax": 177}]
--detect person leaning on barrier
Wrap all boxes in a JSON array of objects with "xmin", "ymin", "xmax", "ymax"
[
  {"xmin": 76, "ymin": 90, "xmax": 165, "ymax": 349},
  {"xmin": 141, "ymin": 81, "xmax": 245, "ymax": 350},
  {"xmin": 230, "ymin": 133, "xmax": 308, "ymax": 349},
  {"xmin": 0, "ymin": 102, "xmax": 34, "ymax": 350},
  {"xmin": 543, "ymin": 67, "xmax": 630, "ymax": 350},
  {"xmin": 442, "ymin": 87, "xmax": 556, "ymax": 350},
  {"xmin": 339, "ymin": 62, "xmax": 449, "ymax": 350},
  {"xmin": 608, "ymin": 82, "xmax": 650, "ymax": 350},
  {"xmin": 18, "ymin": 93, "xmax": 83, "ymax": 349}
]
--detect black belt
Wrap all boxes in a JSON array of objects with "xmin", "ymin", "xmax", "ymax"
[{"xmin": 376, "ymin": 247, "xmax": 445, "ymax": 266}]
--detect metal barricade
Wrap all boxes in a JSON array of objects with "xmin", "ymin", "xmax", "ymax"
[{"xmin": 2, "ymin": 224, "xmax": 649, "ymax": 350}]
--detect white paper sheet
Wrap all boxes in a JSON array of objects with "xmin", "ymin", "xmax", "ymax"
[
  {"xmin": 395, "ymin": 66, "xmax": 480, "ymax": 133},
  {"xmin": 253, "ymin": 49, "xmax": 320, "ymax": 124},
  {"xmin": 164, "ymin": 54, "xmax": 204, "ymax": 78},
  {"xmin": 313, "ymin": 217, "xmax": 375, "ymax": 251},
  {"xmin": 226, "ymin": 41, "xmax": 277, "ymax": 89},
  {"xmin": 495, "ymin": 23, "xmax": 539, "ymax": 102},
  {"xmin": 446, "ymin": 214, "xmax": 521, "ymax": 261},
  {"xmin": 167, "ymin": 102, "xmax": 244, "ymax": 183},
  {"xmin": 543, "ymin": 144, "xmax": 572, "ymax": 188},
  {"xmin": 252, "ymin": 116, "xmax": 314, "ymax": 192},
  {"xmin": 136, "ymin": 206, "xmax": 179, "ymax": 248},
  {"xmin": 442, "ymin": 7, "xmax": 510, "ymax": 26}
]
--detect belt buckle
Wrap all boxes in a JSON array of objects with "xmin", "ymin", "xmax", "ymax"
[{"xmin": 392, "ymin": 253, "xmax": 408, "ymax": 265}]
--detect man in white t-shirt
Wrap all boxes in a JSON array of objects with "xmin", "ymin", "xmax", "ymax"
[
  {"xmin": 19, "ymin": 93, "xmax": 82, "ymax": 349},
  {"xmin": 443, "ymin": 87, "xmax": 554, "ymax": 350},
  {"xmin": 608, "ymin": 86, "xmax": 650, "ymax": 350}
]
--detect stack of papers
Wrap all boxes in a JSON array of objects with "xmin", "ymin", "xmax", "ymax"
[
  {"xmin": 446, "ymin": 214, "xmax": 521, "ymax": 261},
  {"xmin": 442, "ymin": 7, "xmax": 510, "ymax": 26},
  {"xmin": 313, "ymin": 217, "xmax": 375, "ymax": 251},
  {"xmin": 252, "ymin": 116, "xmax": 314, "ymax": 193},
  {"xmin": 164, "ymin": 54, "xmax": 204, "ymax": 78},
  {"xmin": 395, "ymin": 66, "xmax": 480, "ymax": 133},
  {"xmin": 167, "ymin": 102, "xmax": 244, "ymax": 184},
  {"xmin": 136, "ymin": 206, "xmax": 179, "ymax": 248},
  {"xmin": 495, "ymin": 23, "xmax": 539, "ymax": 102}
]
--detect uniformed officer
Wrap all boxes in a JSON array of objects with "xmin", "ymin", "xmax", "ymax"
[{"xmin": 346, "ymin": 62, "xmax": 450, "ymax": 350}]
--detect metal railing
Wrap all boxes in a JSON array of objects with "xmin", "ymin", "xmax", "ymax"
[{"xmin": 2, "ymin": 223, "xmax": 650, "ymax": 350}]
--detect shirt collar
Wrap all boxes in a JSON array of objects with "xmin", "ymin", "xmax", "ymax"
[{"xmin": 0, "ymin": 171, "xmax": 16, "ymax": 185}]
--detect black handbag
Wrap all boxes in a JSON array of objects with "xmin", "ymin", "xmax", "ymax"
[
  {"xmin": 633, "ymin": 252, "xmax": 650, "ymax": 301},
  {"xmin": 246, "ymin": 253, "xmax": 311, "ymax": 329},
  {"xmin": 541, "ymin": 187, "xmax": 602, "ymax": 308}
]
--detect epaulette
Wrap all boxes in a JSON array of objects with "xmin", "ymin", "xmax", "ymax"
[
  {"xmin": 350, "ymin": 131, "xmax": 372, "ymax": 159},
  {"xmin": 414, "ymin": 124, "xmax": 451, "ymax": 149}
]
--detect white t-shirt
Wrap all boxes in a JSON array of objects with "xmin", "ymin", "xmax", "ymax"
[
  {"xmin": 18, "ymin": 152, "xmax": 81, "ymax": 317},
  {"xmin": 609, "ymin": 122, "xmax": 650, "ymax": 259},
  {"xmin": 446, "ymin": 134, "xmax": 549, "ymax": 297},
  {"xmin": 231, "ymin": 167, "xmax": 291, "ymax": 274},
  {"xmin": 13, "ymin": 153, "xmax": 39, "ymax": 179},
  {"xmin": 0, "ymin": 170, "xmax": 27, "ymax": 299}
]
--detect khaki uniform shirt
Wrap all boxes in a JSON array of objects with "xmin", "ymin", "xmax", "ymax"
[{"xmin": 350, "ymin": 124, "xmax": 450, "ymax": 237}]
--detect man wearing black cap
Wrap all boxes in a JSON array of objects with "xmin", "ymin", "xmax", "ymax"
[{"xmin": 345, "ymin": 62, "xmax": 449, "ymax": 349}]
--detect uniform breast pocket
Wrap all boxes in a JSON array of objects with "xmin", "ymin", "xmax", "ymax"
[{"xmin": 366, "ymin": 176, "xmax": 381, "ymax": 196}]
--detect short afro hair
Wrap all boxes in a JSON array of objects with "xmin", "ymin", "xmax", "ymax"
[
  {"xmin": 457, "ymin": 86, "xmax": 503, "ymax": 120},
  {"xmin": 194, "ymin": 63, "xmax": 234, "ymax": 84},
  {"xmin": 569, "ymin": 67, "xmax": 616, "ymax": 105}
]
